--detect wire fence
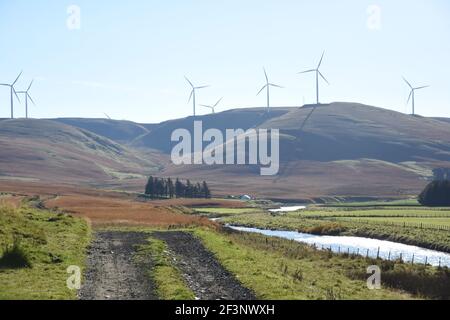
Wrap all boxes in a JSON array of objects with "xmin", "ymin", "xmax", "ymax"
[{"xmin": 317, "ymin": 217, "xmax": 450, "ymax": 231}]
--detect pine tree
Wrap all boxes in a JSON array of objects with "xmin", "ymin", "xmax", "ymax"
[
  {"xmin": 168, "ymin": 178, "xmax": 175, "ymax": 198},
  {"xmin": 145, "ymin": 176, "xmax": 155, "ymax": 198},
  {"xmin": 202, "ymin": 181, "xmax": 211, "ymax": 199}
]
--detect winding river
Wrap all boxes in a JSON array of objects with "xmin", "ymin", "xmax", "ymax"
[{"xmin": 227, "ymin": 206, "xmax": 450, "ymax": 267}]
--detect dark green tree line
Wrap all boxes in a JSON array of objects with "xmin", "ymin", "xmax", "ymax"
[{"xmin": 145, "ymin": 176, "xmax": 211, "ymax": 199}]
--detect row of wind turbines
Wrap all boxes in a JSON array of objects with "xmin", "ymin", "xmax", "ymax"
[
  {"xmin": 185, "ymin": 52, "xmax": 429, "ymax": 117},
  {"xmin": 1, "ymin": 71, "xmax": 36, "ymax": 119},
  {"xmin": 2, "ymin": 54, "xmax": 428, "ymax": 120}
]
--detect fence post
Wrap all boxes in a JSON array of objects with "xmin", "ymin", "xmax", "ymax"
[
  {"xmin": 366, "ymin": 249, "xmax": 369, "ymax": 258},
  {"xmin": 377, "ymin": 247, "xmax": 380, "ymax": 259},
  {"xmin": 399, "ymin": 252, "xmax": 403, "ymax": 262},
  {"xmin": 425, "ymin": 256, "xmax": 428, "ymax": 265},
  {"xmin": 388, "ymin": 251, "xmax": 391, "ymax": 261},
  {"xmin": 439, "ymin": 257, "xmax": 441, "ymax": 268},
  {"xmin": 411, "ymin": 254, "xmax": 415, "ymax": 265}
]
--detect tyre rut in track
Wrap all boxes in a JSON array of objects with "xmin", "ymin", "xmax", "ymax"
[
  {"xmin": 79, "ymin": 231, "xmax": 156, "ymax": 300},
  {"xmin": 153, "ymin": 231, "xmax": 255, "ymax": 300}
]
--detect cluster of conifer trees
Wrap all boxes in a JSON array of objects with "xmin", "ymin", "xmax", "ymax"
[{"xmin": 144, "ymin": 176, "xmax": 211, "ymax": 199}]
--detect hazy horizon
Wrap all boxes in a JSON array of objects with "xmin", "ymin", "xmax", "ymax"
[{"xmin": 1, "ymin": 0, "xmax": 449, "ymax": 123}]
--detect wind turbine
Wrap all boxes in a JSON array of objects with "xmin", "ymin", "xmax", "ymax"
[
  {"xmin": 0, "ymin": 71, "xmax": 22, "ymax": 119},
  {"xmin": 200, "ymin": 97, "xmax": 223, "ymax": 114},
  {"xmin": 403, "ymin": 77, "xmax": 429, "ymax": 115},
  {"xmin": 16, "ymin": 80, "xmax": 35, "ymax": 119},
  {"xmin": 185, "ymin": 77, "xmax": 209, "ymax": 117},
  {"xmin": 257, "ymin": 68, "xmax": 283, "ymax": 113},
  {"xmin": 298, "ymin": 51, "xmax": 329, "ymax": 104}
]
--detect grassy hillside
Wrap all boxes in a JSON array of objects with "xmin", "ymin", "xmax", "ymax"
[
  {"xmin": 0, "ymin": 203, "xmax": 90, "ymax": 299},
  {"xmin": 53, "ymin": 118, "xmax": 153, "ymax": 144},
  {"xmin": 0, "ymin": 119, "xmax": 159, "ymax": 184}
]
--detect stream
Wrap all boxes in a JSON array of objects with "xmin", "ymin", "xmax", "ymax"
[{"xmin": 227, "ymin": 205, "xmax": 450, "ymax": 267}]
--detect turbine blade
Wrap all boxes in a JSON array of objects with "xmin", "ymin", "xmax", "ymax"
[
  {"xmin": 264, "ymin": 68, "xmax": 268, "ymax": 83},
  {"xmin": 28, "ymin": 94, "xmax": 36, "ymax": 105},
  {"xmin": 403, "ymin": 77, "xmax": 413, "ymax": 89},
  {"xmin": 407, "ymin": 91, "xmax": 413, "ymax": 104},
  {"xmin": 317, "ymin": 51, "xmax": 325, "ymax": 68},
  {"xmin": 27, "ymin": 79, "xmax": 34, "ymax": 91},
  {"xmin": 12, "ymin": 71, "xmax": 23, "ymax": 86},
  {"xmin": 257, "ymin": 84, "xmax": 268, "ymax": 96},
  {"xmin": 188, "ymin": 89, "xmax": 194, "ymax": 103},
  {"xmin": 13, "ymin": 88, "xmax": 20, "ymax": 102},
  {"xmin": 269, "ymin": 83, "xmax": 284, "ymax": 88},
  {"xmin": 298, "ymin": 69, "xmax": 316, "ymax": 74},
  {"xmin": 415, "ymin": 85, "xmax": 429, "ymax": 90},
  {"xmin": 214, "ymin": 97, "xmax": 223, "ymax": 107},
  {"xmin": 319, "ymin": 71, "xmax": 330, "ymax": 85},
  {"xmin": 195, "ymin": 85, "xmax": 209, "ymax": 89},
  {"xmin": 185, "ymin": 76, "xmax": 194, "ymax": 88}
]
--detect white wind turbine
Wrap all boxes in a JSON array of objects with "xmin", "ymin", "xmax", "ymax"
[
  {"xmin": 0, "ymin": 71, "xmax": 22, "ymax": 119},
  {"xmin": 298, "ymin": 52, "xmax": 329, "ymax": 104},
  {"xmin": 403, "ymin": 77, "xmax": 429, "ymax": 115},
  {"xmin": 17, "ymin": 80, "xmax": 36, "ymax": 119},
  {"xmin": 200, "ymin": 97, "xmax": 223, "ymax": 114},
  {"xmin": 185, "ymin": 76, "xmax": 209, "ymax": 117},
  {"xmin": 257, "ymin": 68, "xmax": 283, "ymax": 113}
]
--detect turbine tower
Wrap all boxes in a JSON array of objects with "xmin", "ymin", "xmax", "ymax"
[
  {"xmin": 403, "ymin": 77, "xmax": 429, "ymax": 115},
  {"xmin": 257, "ymin": 68, "xmax": 283, "ymax": 113},
  {"xmin": 200, "ymin": 97, "xmax": 223, "ymax": 114},
  {"xmin": 298, "ymin": 52, "xmax": 329, "ymax": 104},
  {"xmin": 185, "ymin": 76, "xmax": 209, "ymax": 117},
  {"xmin": 0, "ymin": 71, "xmax": 22, "ymax": 119},
  {"xmin": 17, "ymin": 80, "xmax": 35, "ymax": 119}
]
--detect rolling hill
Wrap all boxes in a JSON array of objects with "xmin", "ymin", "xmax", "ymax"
[
  {"xmin": 0, "ymin": 119, "xmax": 159, "ymax": 185},
  {"xmin": 1, "ymin": 103, "xmax": 450, "ymax": 200}
]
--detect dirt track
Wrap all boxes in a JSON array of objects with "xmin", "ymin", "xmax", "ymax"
[
  {"xmin": 153, "ymin": 231, "xmax": 255, "ymax": 300},
  {"xmin": 79, "ymin": 231, "xmax": 156, "ymax": 300}
]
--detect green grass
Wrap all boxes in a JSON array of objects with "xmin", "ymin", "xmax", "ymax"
[
  {"xmin": 136, "ymin": 236, "xmax": 195, "ymax": 300},
  {"xmin": 193, "ymin": 207, "xmax": 261, "ymax": 216},
  {"xmin": 0, "ymin": 205, "xmax": 90, "ymax": 300},
  {"xmin": 193, "ymin": 228, "xmax": 416, "ymax": 300},
  {"xmin": 321, "ymin": 199, "xmax": 421, "ymax": 207},
  {"xmin": 341, "ymin": 217, "xmax": 450, "ymax": 227}
]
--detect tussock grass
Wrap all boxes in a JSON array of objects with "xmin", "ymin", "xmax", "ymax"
[{"xmin": 0, "ymin": 204, "xmax": 90, "ymax": 299}]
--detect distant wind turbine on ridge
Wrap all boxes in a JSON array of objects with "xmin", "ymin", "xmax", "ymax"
[
  {"xmin": 185, "ymin": 76, "xmax": 209, "ymax": 117},
  {"xmin": 298, "ymin": 51, "xmax": 329, "ymax": 105},
  {"xmin": 257, "ymin": 68, "xmax": 283, "ymax": 113},
  {"xmin": 17, "ymin": 80, "xmax": 36, "ymax": 119},
  {"xmin": 200, "ymin": 97, "xmax": 223, "ymax": 114},
  {"xmin": 0, "ymin": 71, "xmax": 22, "ymax": 119},
  {"xmin": 403, "ymin": 77, "xmax": 429, "ymax": 115}
]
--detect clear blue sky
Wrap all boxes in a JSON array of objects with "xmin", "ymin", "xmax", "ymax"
[{"xmin": 1, "ymin": 0, "xmax": 449, "ymax": 123}]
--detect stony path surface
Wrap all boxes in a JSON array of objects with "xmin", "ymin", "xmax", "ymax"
[
  {"xmin": 79, "ymin": 231, "xmax": 156, "ymax": 300},
  {"xmin": 153, "ymin": 231, "xmax": 255, "ymax": 300}
]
